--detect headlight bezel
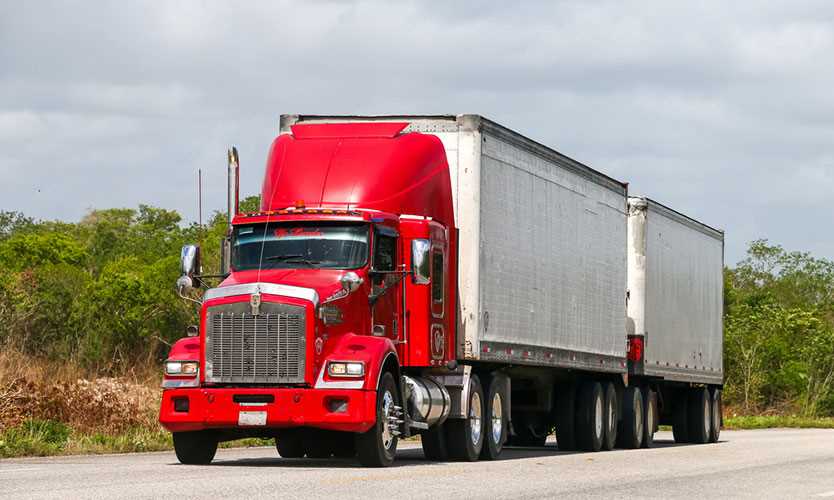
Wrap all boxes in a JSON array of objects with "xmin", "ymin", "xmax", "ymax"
[
  {"xmin": 164, "ymin": 360, "xmax": 200, "ymax": 377},
  {"xmin": 326, "ymin": 361, "xmax": 365, "ymax": 378}
]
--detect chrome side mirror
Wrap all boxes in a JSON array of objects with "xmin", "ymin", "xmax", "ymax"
[
  {"xmin": 340, "ymin": 271, "xmax": 364, "ymax": 293},
  {"xmin": 177, "ymin": 244, "xmax": 201, "ymax": 295},
  {"xmin": 411, "ymin": 239, "xmax": 430, "ymax": 284}
]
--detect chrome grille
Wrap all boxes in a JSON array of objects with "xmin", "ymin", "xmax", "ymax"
[{"xmin": 205, "ymin": 302, "xmax": 306, "ymax": 384}]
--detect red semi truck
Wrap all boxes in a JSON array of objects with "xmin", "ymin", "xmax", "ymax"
[{"xmin": 159, "ymin": 115, "xmax": 724, "ymax": 466}]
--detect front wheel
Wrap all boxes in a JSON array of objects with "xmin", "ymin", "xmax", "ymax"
[
  {"xmin": 446, "ymin": 374, "xmax": 485, "ymax": 461},
  {"xmin": 173, "ymin": 431, "xmax": 217, "ymax": 465},
  {"xmin": 356, "ymin": 371, "xmax": 400, "ymax": 467}
]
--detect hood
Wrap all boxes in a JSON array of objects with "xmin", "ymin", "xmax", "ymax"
[{"xmin": 220, "ymin": 268, "xmax": 357, "ymax": 304}]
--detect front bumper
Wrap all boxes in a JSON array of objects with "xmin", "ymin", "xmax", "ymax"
[{"xmin": 159, "ymin": 387, "xmax": 377, "ymax": 434}]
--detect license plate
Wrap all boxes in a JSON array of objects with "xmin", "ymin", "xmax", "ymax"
[{"xmin": 238, "ymin": 411, "xmax": 267, "ymax": 426}]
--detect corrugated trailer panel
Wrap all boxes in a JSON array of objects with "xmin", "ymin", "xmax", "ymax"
[
  {"xmin": 475, "ymin": 124, "xmax": 627, "ymax": 371},
  {"xmin": 628, "ymin": 198, "xmax": 723, "ymax": 384}
]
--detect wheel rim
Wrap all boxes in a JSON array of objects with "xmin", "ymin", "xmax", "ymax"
[
  {"xmin": 703, "ymin": 395, "xmax": 710, "ymax": 438},
  {"xmin": 381, "ymin": 389, "xmax": 395, "ymax": 450},
  {"xmin": 712, "ymin": 393, "xmax": 721, "ymax": 436},
  {"xmin": 470, "ymin": 391, "xmax": 482, "ymax": 446},
  {"xmin": 647, "ymin": 396, "xmax": 655, "ymax": 435},
  {"xmin": 608, "ymin": 396, "xmax": 615, "ymax": 434},
  {"xmin": 594, "ymin": 394, "xmax": 603, "ymax": 438},
  {"xmin": 491, "ymin": 392, "xmax": 503, "ymax": 444}
]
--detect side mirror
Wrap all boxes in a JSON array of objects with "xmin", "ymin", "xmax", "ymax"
[
  {"xmin": 177, "ymin": 244, "xmax": 201, "ymax": 295},
  {"xmin": 411, "ymin": 239, "xmax": 430, "ymax": 285}
]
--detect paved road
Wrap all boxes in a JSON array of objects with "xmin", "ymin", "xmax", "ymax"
[{"xmin": 2, "ymin": 429, "xmax": 834, "ymax": 499}]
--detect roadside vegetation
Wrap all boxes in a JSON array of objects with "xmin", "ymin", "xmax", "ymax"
[{"xmin": 1, "ymin": 202, "xmax": 834, "ymax": 458}]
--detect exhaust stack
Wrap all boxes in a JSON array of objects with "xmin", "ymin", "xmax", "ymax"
[{"xmin": 227, "ymin": 147, "xmax": 239, "ymax": 229}]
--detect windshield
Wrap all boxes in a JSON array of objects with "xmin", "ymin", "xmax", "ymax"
[{"xmin": 232, "ymin": 221, "xmax": 369, "ymax": 271}]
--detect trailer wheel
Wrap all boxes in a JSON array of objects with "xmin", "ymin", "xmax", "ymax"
[
  {"xmin": 480, "ymin": 377, "xmax": 506, "ymax": 460},
  {"xmin": 602, "ymin": 382, "xmax": 618, "ymax": 451},
  {"xmin": 641, "ymin": 388, "xmax": 657, "ymax": 448},
  {"xmin": 576, "ymin": 381, "xmax": 604, "ymax": 452},
  {"xmin": 173, "ymin": 431, "xmax": 217, "ymax": 465},
  {"xmin": 446, "ymin": 374, "xmax": 485, "ymax": 461},
  {"xmin": 555, "ymin": 383, "xmax": 577, "ymax": 451},
  {"xmin": 421, "ymin": 425, "xmax": 449, "ymax": 461},
  {"xmin": 356, "ymin": 371, "xmax": 399, "ymax": 467},
  {"xmin": 687, "ymin": 387, "xmax": 711, "ymax": 444},
  {"xmin": 709, "ymin": 388, "xmax": 722, "ymax": 443},
  {"xmin": 672, "ymin": 391, "xmax": 689, "ymax": 443},
  {"xmin": 276, "ymin": 430, "xmax": 306, "ymax": 458},
  {"xmin": 616, "ymin": 386, "xmax": 643, "ymax": 449}
]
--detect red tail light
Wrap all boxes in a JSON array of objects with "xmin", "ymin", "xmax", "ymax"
[{"xmin": 627, "ymin": 336, "xmax": 644, "ymax": 362}]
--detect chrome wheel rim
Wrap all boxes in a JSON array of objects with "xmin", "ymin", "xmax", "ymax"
[
  {"xmin": 635, "ymin": 394, "xmax": 644, "ymax": 440},
  {"xmin": 647, "ymin": 396, "xmax": 655, "ymax": 436},
  {"xmin": 703, "ymin": 396, "xmax": 710, "ymax": 438},
  {"xmin": 491, "ymin": 393, "xmax": 503, "ymax": 444},
  {"xmin": 470, "ymin": 391, "xmax": 482, "ymax": 446},
  {"xmin": 381, "ymin": 390, "xmax": 395, "ymax": 450}
]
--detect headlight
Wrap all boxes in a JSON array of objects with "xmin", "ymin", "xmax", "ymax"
[
  {"xmin": 165, "ymin": 360, "xmax": 199, "ymax": 376},
  {"xmin": 327, "ymin": 361, "xmax": 364, "ymax": 378}
]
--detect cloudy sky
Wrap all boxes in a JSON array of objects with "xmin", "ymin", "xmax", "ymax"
[{"xmin": 2, "ymin": 1, "xmax": 834, "ymax": 264}]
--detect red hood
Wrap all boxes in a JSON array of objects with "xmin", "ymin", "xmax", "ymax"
[{"xmin": 221, "ymin": 268, "xmax": 359, "ymax": 303}]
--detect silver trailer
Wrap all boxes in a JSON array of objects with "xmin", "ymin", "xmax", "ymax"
[{"xmin": 627, "ymin": 197, "xmax": 724, "ymax": 384}]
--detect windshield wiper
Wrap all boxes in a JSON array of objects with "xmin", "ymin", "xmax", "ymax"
[{"xmin": 263, "ymin": 254, "xmax": 321, "ymax": 266}]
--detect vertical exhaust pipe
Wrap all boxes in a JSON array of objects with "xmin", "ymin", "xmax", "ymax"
[{"xmin": 220, "ymin": 147, "xmax": 239, "ymax": 276}]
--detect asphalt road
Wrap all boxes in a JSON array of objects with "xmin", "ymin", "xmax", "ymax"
[{"xmin": 2, "ymin": 429, "xmax": 834, "ymax": 499}]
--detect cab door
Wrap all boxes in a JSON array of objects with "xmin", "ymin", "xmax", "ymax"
[{"xmin": 370, "ymin": 226, "xmax": 402, "ymax": 347}]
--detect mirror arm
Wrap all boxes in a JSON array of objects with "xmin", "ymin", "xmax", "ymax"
[{"xmin": 177, "ymin": 284, "xmax": 203, "ymax": 306}]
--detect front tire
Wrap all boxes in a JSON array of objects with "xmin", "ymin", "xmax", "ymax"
[
  {"xmin": 446, "ymin": 374, "xmax": 485, "ymax": 461},
  {"xmin": 276, "ymin": 430, "xmax": 306, "ymax": 458},
  {"xmin": 173, "ymin": 431, "xmax": 217, "ymax": 465},
  {"xmin": 480, "ymin": 377, "xmax": 506, "ymax": 460},
  {"xmin": 356, "ymin": 371, "xmax": 400, "ymax": 467}
]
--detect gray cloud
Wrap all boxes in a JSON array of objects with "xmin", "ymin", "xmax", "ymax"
[{"xmin": 2, "ymin": 0, "xmax": 834, "ymax": 264}]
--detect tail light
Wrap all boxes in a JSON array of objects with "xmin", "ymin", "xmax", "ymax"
[{"xmin": 627, "ymin": 336, "xmax": 644, "ymax": 362}]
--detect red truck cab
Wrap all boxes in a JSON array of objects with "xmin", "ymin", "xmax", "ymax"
[{"xmin": 160, "ymin": 121, "xmax": 458, "ymax": 466}]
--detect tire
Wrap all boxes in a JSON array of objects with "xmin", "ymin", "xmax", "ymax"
[
  {"xmin": 687, "ymin": 387, "xmax": 711, "ymax": 444},
  {"xmin": 356, "ymin": 371, "xmax": 400, "ymax": 467},
  {"xmin": 507, "ymin": 413, "xmax": 548, "ymax": 447},
  {"xmin": 446, "ymin": 374, "xmax": 485, "ymax": 461},
  {"xmin": 173, "ymin": 431, "xmax": 217, "ymax": 465},
  {"xmin": 421, "ymin": 424, "xmax": 449, "ymax": 461},
  {"xmin": 276, "ymin": 430, "xmax": 306, "ymax": 458},
  {"xmin": 710, "ymin": 388, "xmax": 722, "ymax": 443},
  {"xmin": 672, "ymin": 391, "xmax": 689, "ymax": 444},
  {"xmin": 616, "ymin": 386, "xmax": 643, "ymax": 449},
  {"xmin": 554, "ymin": 383, "xmax": 577, "ymax": 451},
  {"xmin": 642, "ymin": 388, "xmax": 657, "ymax": 449},
  {"xmin": 480, "ymin": 377, "xmax": 506, "ymax": 460},
  {"xmin": 576, "ymin": 381, "xmax": 604, "ymax": 452},
  {"xmin": 306, "ymin": 429, "xmax": 334, "ymax": 458},
  {"xmin": 331, "ymin": 431, "xmax": 356, "ymax": 458},
  {"xmin": 602, "ymin": 382, "xmax": 618, "ymax": 451}
]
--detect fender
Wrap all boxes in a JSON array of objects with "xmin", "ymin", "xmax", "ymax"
[
  {"xmin": 167, "ymin": 337, "xmax": 200, "ymax": 361},
  {"xmin": 315, "ymin": 333, "xmax": 399, "ymax": 391}
]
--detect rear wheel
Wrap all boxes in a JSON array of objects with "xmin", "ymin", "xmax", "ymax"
[
  {"xmin": 709, "ymin": 388, "xmax": 722, "ymax": 443},
  {"xmin": 356, "ymin": 371, "xmax": 400, "ymax": 467},
  {"xmin": 480, "ymin": 377, "xmax": 506, "ymax": 460},
  {"xmin": 672, "ymin": 391, "xmax": 689, "ymax": 444},
  {"xmin": 276, "ymin": 430, "xmax": 306, "ymax": 458},
  {"xmin": 554, "ymin": 383, "xmax": 577, "ymax": 451},
  {"xmin": 642, "ymin": 388, "xmax": 657, "ymax": 448},
  {"xmin": 173, "ymin": 431, "xmax": 217, "ymax": 465},
  {"xmin": 617, "ymin": 386, "xmax": 643, "ymax": 449},
  {"xmin": 576, "ymin": 381, "xmax": 604, "ymax": 452},
  {"xmin": 602, "ymin": 382, "xmax": 618, "ymax": 451},
  {"xmin": 446, "ymin": 374, "xmax": 485, "ymax": 461},
  {"xmin": 687, "ymin": 387, "xmax": 711, "ymax": 444}
]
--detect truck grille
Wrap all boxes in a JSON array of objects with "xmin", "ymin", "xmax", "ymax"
[{"xmin": 204, "ymin": 302, "xmax": 306, "ymax": 384}]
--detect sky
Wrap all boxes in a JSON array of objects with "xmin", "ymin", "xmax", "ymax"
[{"xmin": 2, "ymin": 0, "xmax": 834, "ymax": 265}]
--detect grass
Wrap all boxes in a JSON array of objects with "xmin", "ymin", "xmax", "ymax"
[{"xmin": 723, "ymin": 415, "xmax": 834, "ymax": 430}]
